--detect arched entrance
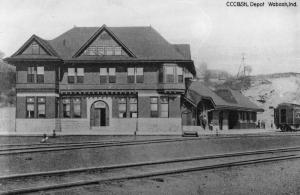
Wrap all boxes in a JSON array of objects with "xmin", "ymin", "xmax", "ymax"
[{"xmin": 90, "ymin": 101, "xmax": 109, "ymax": 127}]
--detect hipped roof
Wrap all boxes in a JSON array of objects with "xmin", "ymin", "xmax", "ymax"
[{"xmin": 187, "ymin": 81, "xmax": 263, "ymax": 112}]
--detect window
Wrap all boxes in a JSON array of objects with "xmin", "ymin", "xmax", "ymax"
[
  {"xmin": 37, "ymin": 97, "xmax": 46, "ymax": 118},
  {"xmin": 166, "ymin": 66, "xmax": 174, "ymax": 83},
  {"xmin": 251, "ymin": 112, "xmax": 257, "ymax": 121},
  {"xmin": 246, "ymin": 112, "xmax": 250, "ymax": 121},
  {"xmin": 100, "ymin": 68, "xmax": 108, "ymax": 84},
  {"xmin": 26, "ymin": 97, "xmax": 35, "ymax": 118},
  {"xmin": 32, "ymin": 42, "xmax": 39, "ymax": 54},
  {"xmin": 160, "ymin": 97, "xmax": 169, "ymax": 118},
  {"xmin": 97, "ymin": 47, "xmax": 105, "ymax": 55},
  {"xmin": 27, "ymin": 67, "xmax": 35, "ymax": 83},
  {"xmin": 280, "ymin": 109, "xmax": 286, "ymax": 123},
  {"xmin": 63, "ymin": 99, "xmax": 71, "ymax": 118},
  {"xmin": 150, "ymin": 97, "xmax": 158, "ymax": 117},
  {"xmin": 128, "ymin": 68, "xmax": 135, "ymax": 83},
  {"xmin": 109, "ymin": 68, "xmax": 116, "ymax": 83},
  {"xmin": 129, "ymin": 98, "xmax": 137, "ymax": 118},
  {"xmin": 118, "ymin": 98, "xmax": 127, "ymax": 118},
  {"xmin": 105, "ymin": 47, "xmax": 114, "ymax": 55},
  {"xmin": 73, "ymin": 98, "xmax": 81, "ymax": 118},
  {"xmin": 77, "ymin": 68, "xmax": 84, "ymax": 83},
  {"xmin": 177, "ymin": 67, "xmax": 183, "ymax": 83},
  {"xmin": 82, "ymin": 31, "xmax": 127, "ymax": 56},
  {"xmin": 68, "ymin": 68, "xmax": 75, "ymax": 83},
  {"xmin": 136, "ymin": 68, "xmax": 144, "ymax": 83},
  {"xmin": 37, "ymin": 66, "xmax": 44, "ymax": 83},
  {"xmin": 115, "ymin": 47, "xmax": 122, "ymax": 55}
]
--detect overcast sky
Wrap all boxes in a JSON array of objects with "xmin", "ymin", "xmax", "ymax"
[{"xmin": 0, "ymin": 0, "xmax": 299, "ymax": 75}]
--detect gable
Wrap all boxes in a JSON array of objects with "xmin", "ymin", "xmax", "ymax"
[
  {"xmin": 80, "ymin": 30, "xmax": 129, "ymax": 57},
  {"xmin": 19, "ymin": 41, "xmax": 50, "ymax": 55}
]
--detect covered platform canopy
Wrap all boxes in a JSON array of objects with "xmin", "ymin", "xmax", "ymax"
[{"xmin": 186, "ymin": 81, "xmax": 264, "ymax": 112}]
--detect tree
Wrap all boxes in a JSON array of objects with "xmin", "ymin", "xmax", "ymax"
[{"xmin": 0, "ymin": 50, "xmax": 4, "ymax": 59}]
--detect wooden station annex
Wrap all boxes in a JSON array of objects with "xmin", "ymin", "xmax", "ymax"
[{"xmin": 5, "ymin": 25, "xmax": 261, "ymax": 135}]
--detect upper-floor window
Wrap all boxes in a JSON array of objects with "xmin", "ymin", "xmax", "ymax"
[
  {"xmin": 77, "ymin": 68, "xmax": 84, "ymax": 83},
  {"xmin": 128, "ymin": 68, "xmax": 135, "ymax": 83},
  {"xmin": 166, "ymin": 66, "xmax": 175, "ymax": 83},
  {"xmin": 37, "ymin": 66, "xmax": 44, "ymax": 83},
  {"xmin": 100, "ymin": 68, "xmax": 116, "ymax": 84},
  {"xmin": 68, "ymin": 68, "xmax": 84, "ymax": 84},
  {"xmin": 108, "ymin": 68, "xmax": 116, "ymax": 83},
  {"xmin": 177, "ymin": 67, "xmax": 183, "ymax": 83},
  {"xmin": 68, "ymin": 68, "xmax": 75, "ymax": 83},
  {"xmin": 127, "ymin": 67, "xmax": 144, "ymax": 83},
  {"xmin": 27, "ymin": 67, "xmax": 35, "ymax": 83},
  {"xmin": 27, "ymin": 66, "xmax": 44, "ymax": 83},
  {"xmin": 159, "ymin": 64, "xmax": 184, "ymax": 83},
  {"xmin": 26, "ymin": 97, "xmax": 35, "ymax": 118},
  {"xmin": 136, "ymin": 68, "xmax": 144, "ymax": 83}
]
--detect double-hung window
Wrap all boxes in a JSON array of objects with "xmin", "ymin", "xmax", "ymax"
[
  {"xmin": 136, "ymin": 68, "xmax": 144, "ymax": 83},
  {"xmin": 37, "ymin": 66, "xmax": 44, "ymax": 83},
  {"xmin": 127, "ymin": 68, "xmax": 135, "ymax": 83},
  {"xmin": 76, "ymin": 68, "xmax": 84, "ymax": 83},
  {"xmin": 100, "ymin": 68, "xmax": 108, "ymax": 84},
  {"xmin": 150, "ymin": 97, "xmax": 158, "ymax": 117},
  {"xmin": 129, "ymin": 98, "xmax": 137, "ymax": 118},
  {"xmin": 160, "ymin": 97, "xmax": 169, "ymax": 118},
  {"xmin": 118, "ymin": 98, "xmax": 127, "ymax": 118},
  {"xmin": 37, "ymin": 97, "xmax": 46, "ymax": 118},
  {"xmin": 27, "ymin": 67, "xmax": 35, "ymax": 83},
  {"xmin": 177, "ymin": 67, "xmax": 183, "ymax": 83},
  {"xmin": 73, "ymin": 98, "xmax": 81, "ymax": 118},
  {"xmin": 108, "ymin": 68, "xmax": 116, "ymax": 83},
  {"xmin": 63, "ymin": 99, "xmax": 71, "ymax": 118},
  {"xmin": 26, "ymin": 97, "xmax": 35, "ymax": 118},
  {"xmin": 166, "ymin": 66, "xmax": 175, "ymax": 83},
  {"xmin": 68, "ymin": 68, "xmax": 75, "ymax": 83}
]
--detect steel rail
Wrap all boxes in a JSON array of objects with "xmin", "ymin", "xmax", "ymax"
[
  {"xmin": 1, "ymin": 146, "xmax": 300, "ymax": 180},
  {"xmin": 1, "ymin": 154, "xmax": 299, "ymax": 195},
  {"xmin": 1, "ymin": 133, "xmax": 299, "ymax": 148}
]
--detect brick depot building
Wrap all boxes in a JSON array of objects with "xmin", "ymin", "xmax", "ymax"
[
  {"xmin": 6, "ymin": 25, "xmax": 196, "ymax": 134},
  {"xmin": 6, "ymin": 25, "xmax": 262, "ymax": 135}
]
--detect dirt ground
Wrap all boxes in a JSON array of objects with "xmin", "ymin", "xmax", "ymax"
[{"xmin": 44, "ymin": 159, "xmax": 300, "ymax": 195}]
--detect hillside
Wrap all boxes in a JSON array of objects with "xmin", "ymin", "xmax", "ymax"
[{"xmin": 242, "ymin": 73, "xmax": 300, "ymax": 128}]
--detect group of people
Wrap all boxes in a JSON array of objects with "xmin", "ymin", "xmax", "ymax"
[{"xmin": 257, "ymin": 120, "xmax": 266, "ymax": 129}]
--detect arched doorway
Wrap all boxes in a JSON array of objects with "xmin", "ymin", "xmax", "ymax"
[{"xmin": 90, "ymin": 101, "xmax": 109, "ymax": 127}]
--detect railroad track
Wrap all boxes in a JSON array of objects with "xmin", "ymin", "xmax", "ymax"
[
  {"xmin": 1, "ymin": 134, "xmax": 299, "ymax": 155},
  {"xmin": 0, "ymin": 146, "xmax": 300, "ymax": 194}
]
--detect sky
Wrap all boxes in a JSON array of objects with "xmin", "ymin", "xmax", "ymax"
[{"xmin": 0, "ymin": 0, "xmax": 299, "ymax": 75}]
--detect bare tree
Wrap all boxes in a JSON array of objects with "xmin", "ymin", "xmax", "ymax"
[{"xmin": 0, "ymin": 50, "xmax": 5, "ymax": 59}]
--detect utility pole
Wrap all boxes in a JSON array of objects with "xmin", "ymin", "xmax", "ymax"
[{"xmin": 237, "ymin": 53, "xmax": 246, "ymax": 78}]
